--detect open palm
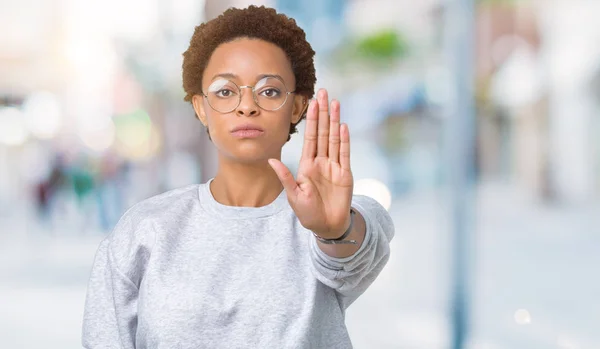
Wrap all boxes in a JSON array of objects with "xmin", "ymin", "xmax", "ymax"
[{"xmin": 269, "ymin": 89, "xmax": 354, "ymax": 239}]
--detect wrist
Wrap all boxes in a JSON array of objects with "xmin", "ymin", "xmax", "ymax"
[
  {"xmin": 312, "ymin": 208, "xmax": 356, "ymax": 244},
  {"xmin": 333, "ymin": 211, "xmax": 353, "ymax": 239}
]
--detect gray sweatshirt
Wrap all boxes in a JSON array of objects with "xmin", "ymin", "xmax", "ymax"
[{"xmin": 82, "ymin": 179, "xmax": 394, "ymax": 349}]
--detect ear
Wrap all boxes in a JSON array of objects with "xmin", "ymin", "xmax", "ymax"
[
  {"xmin": 291, "ymin": 95, "xmax": 308, "ymax": 124},
  {"xmin": 191, "ymin": 94, "xmax": 208, "ymax": 126}
]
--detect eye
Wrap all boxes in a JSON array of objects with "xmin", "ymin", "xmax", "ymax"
[
  {"xmin": 215, "ymin": 89, "xmax": 236, "ymax": 98},
  {"xmin": 259, "ymin": 88, "xmax": 281, "ymax": 98}
]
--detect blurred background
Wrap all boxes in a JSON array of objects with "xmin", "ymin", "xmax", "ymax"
[{"xmin": 1, "ymin": 0, "xmax": 599, "ymax": 348}]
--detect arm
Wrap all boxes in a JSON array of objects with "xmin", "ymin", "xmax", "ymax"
[
  {"xmin": 82, "ymin": 239, "xmax": 138, "ymax": 349},
  {"xmin": 82, "ymin": 211, "xmax": 152, "ymax": 349},
  {"xmin": 268, "ymin": 89, "xmax": 394, "ymax": 308},
  {"xmin": 309, "ymin": 195, "xmax": 394, "ymax": 309}
]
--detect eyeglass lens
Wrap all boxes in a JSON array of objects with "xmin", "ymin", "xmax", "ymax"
[{"xmin": 205, "ymin": 77, "xmax": 288, "ymax": 113}]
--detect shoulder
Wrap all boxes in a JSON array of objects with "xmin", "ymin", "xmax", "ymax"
[
  {"xmin": 125, "ymin": 184, "xmax": 200, "ymax": 220},
  {"xmin": 107, "ymin": 184, "xmax": 200, "ymax": 253}
]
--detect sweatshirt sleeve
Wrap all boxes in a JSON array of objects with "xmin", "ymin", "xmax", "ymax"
[
  {"xmin": 309, "ymin": 194, "xmax": 395, "ymax": 309},
  {"xmin": 82, "ymin": 210, "xmax": 153, "ymax": 349}
]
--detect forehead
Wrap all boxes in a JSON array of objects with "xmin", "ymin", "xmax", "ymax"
[{"xmin": 204, "ymin": 38, "xmax": 295, "ymax": 85}]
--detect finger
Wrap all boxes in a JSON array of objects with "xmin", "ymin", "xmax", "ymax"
[
  {"xmin": 340, "ymin": 123, "xmax": 351, "ymax": 170},
  {"xmin": 316, "ymin": 89, "xmax": 330, "ymax": 158},
  {"xmin": 328, "ymin": 99, "xmax": 341, "ymax": 163},
  {"xmin": 268, "ymin": 159, "xmax": 299, "ymax": 200},
  {"xmin": 301, "ymin": 99, "xmax": 318, "ymax": 160}
]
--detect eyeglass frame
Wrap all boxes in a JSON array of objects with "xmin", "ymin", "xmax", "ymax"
[{"xmin": 200, "ymin": 75, "xmax": 297, "ymax": 114}]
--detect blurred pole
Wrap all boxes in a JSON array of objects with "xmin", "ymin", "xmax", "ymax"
[{"xmin": 444, "ymin": 0, "xmax": 476, "ymax": 348}]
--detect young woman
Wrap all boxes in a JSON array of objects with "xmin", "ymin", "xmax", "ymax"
[{"xmin": 82, "ymin": 5, "xmax": 394, "ymax": 349}]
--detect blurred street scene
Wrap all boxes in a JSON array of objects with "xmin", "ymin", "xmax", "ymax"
[{"xmin": 1, "ymin": 0, "xmax": 599, "ymax": 348}]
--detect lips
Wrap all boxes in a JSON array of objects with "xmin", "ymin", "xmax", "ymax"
[
  {"xmin": 230, "ymin": 123, "xmax": 264, "ymax": 138},
  {"xmin": 230, "ymin": 124, "xmax": 264, "ymax": 132}
]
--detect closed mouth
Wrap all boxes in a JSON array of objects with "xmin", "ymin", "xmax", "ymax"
[{"xmin": 231, "ymin": 125, "xmax": 264, "ymax": 132}]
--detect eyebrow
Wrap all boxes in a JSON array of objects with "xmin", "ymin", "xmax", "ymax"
[{"xmin": 211, "ymin": 73, "xmax": 286, "ymax": 82}]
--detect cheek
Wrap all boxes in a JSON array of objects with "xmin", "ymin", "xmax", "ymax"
[
  {"xmin": 272, "ymin": 111, "xmax": 295, "ymax": 139},
  {"xmin": 203, "ymin": 113, "xmax": 229, "ymax": 145}
]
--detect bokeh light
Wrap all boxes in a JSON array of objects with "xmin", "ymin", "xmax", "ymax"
[
  {"xmin": 514, "ymin": 309, "xmax": 532, "ymax": 325},
  {"xmin": 0, "ymin": 107, "xmax": 29, "ymax": 146},
  {"xmin": 353, "ymin": 178, "xmax": 393, "ymax": 211},
  {"xmin": 112, "ymin": 108, "xmax": 161, "ymax": 160},
  {"xmin": 79, "ymin": 118, "xmax": 117, "ymax": 153},
  {"xmin": 22, "ymin": 91, "xmax": 63, "ymax": 139},
  {"xmin": 114, "ymin": 109, "xmax": 153, "ymax": 149}
]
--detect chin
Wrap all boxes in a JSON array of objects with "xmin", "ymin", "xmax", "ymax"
[{"xmin": 223, "ymin": 145, "xmax": 274, "ymax": 164}]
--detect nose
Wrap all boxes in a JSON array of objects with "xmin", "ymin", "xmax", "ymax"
[{"xmin": 236, "ymin": 87, "xmax": 259, "ymax": 117}]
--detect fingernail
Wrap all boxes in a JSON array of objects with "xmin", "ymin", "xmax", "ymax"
[
  {"xmin": 331, "ymin": 99, "xmax": 339, "ymax": 112},
  {"xmin": 318, "ymin": 89, "xmax": 327, "ymax": 104}
]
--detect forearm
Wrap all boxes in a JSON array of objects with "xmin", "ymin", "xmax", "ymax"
[{"xmin": 315, "ymin": 207, "xmax": 367, "ymax": 258}]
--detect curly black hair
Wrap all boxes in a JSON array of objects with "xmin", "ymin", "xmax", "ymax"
[{"xmin": 182, "ymin": 5, "xmax": 316, "ymax": 141}]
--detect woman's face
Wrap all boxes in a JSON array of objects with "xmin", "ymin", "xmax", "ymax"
[{"xmin": 192, "ymin": 38, "xmax": 307, "ymax": 164}]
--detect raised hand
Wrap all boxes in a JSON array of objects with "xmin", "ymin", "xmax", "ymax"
[{"xmin": 268, "ymin": 89, "xmax": 354, "ymax": 239}]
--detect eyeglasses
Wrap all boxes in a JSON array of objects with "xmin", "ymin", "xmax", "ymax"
[{"xmin": 201, "ymin": 76, "xmax": 295, "ymax": 113}]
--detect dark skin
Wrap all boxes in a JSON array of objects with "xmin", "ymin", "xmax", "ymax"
[{"xmin": 192, "ymin": 38, "xmax": 366, "ymax": 258}]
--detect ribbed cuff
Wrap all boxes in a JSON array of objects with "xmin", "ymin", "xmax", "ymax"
[{"xmin": 310, "ymin": 201, "xmax": 373, "ymax": 266}]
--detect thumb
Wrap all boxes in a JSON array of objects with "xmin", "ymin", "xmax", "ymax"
[{"xmin": 268, "ymin": 159, "xmax": 298, "ymax": 200}]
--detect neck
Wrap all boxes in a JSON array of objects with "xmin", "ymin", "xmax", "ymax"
[{"xmin": 210, "ymin": 156, "xmax": 285, "ymax": 207}]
